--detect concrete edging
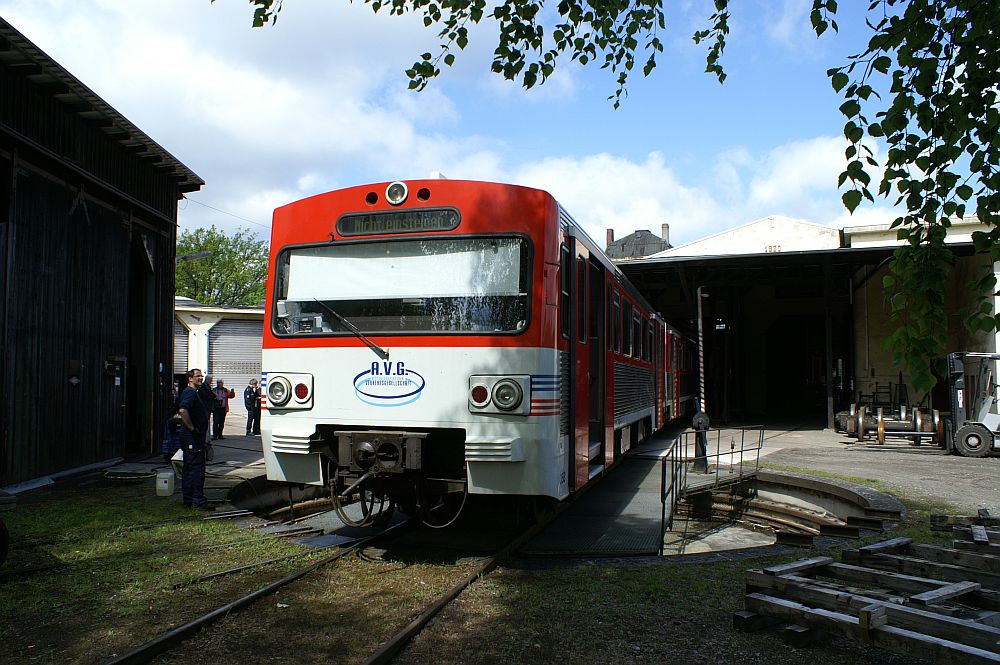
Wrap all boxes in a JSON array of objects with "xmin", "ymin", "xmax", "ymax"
[{"xmin": 755, "ymin": 469, "xmax": 905, "ymax": 520}]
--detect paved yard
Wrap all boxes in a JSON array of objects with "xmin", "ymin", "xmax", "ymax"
[{"xmin": 755, "ymin": 423, "xmax": 999, "ymax": 515}]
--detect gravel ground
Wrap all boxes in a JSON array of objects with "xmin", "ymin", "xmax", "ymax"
[{"xmin": 755, "ymin": 423, "xmax": 1000, "ymax": 515}]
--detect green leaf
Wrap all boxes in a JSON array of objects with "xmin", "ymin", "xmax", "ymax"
[
  {"xmin": 839, "ymin": 99, "xmax": 861, "ymax": 118},
  {"xmin": 831, "ymin": 71, "xmax": 849, "ymax": 92},
  {"xmin": 872, "ymin": 55, "xmax": 891, "ymax": 73},
  {"xmin": 842, "ymin": 189, "xmax": 862, "ymax": 212}
]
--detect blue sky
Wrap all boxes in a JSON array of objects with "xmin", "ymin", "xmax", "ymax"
[{"xmin": 0, "ymin": 0, "xmax": 899, "ymax": 247}]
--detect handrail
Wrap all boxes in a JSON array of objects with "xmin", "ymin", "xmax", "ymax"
[
  {"xmin": 659, "ymin": 425, "xmax": 764, "ymax": 555},
  {"xmin": 658, "ymin": 435, "xmax": 686, "ymax": 555}
]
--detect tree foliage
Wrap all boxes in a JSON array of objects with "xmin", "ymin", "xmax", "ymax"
[
  {"xmin": 823, "ymin": 0, "xmax": 1000, "ymax": 390},
  {"xmin": 176, "ymin": 226, "xmax": 269, "ymax": 307},
  {"xmin": 238, "ymin": 0, "xmax": 999, "ymax": 390}
]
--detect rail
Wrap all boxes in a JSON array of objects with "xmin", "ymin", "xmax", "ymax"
[{"xmin": 659, "ymin": 425, "xmax": 764, "ymax": 555}]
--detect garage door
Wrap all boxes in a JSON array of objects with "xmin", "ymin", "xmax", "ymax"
[
  {"xmin": 208, "ymin": 318, "xmax": 263, "ymax": 392},
  {"xmin": 173, "ymin": 317, "xmax": 189, "ymax": 374}
]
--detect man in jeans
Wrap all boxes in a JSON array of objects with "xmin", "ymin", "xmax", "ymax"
[{"xmin": 177, "ymin": 368, "xmax": 211, "ymax": 510}]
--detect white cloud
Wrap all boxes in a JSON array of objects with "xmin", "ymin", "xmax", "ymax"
[
  {"xmin": 717, "ymin": 135, "xmax": 900, "ymax": 226},
  {"xmin": 1, "ymin": 0, "xmax": 901, "ymax": 248},
  {"xmin": 765, "ymin": 0, "xmax": 812, "ymax": 49},
  {"xmin": 509, "ymin": 152, "xmax": 724, "ymax": 246}
]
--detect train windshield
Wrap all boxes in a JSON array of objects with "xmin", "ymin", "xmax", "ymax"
[{"xmin": 273, "ymin": 236, "xmax": 530, "ymax": 335}]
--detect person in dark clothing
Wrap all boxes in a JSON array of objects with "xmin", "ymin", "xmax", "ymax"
[
  {"xmin": 197, "ymin": 375, "xmax": 218, "ymax": 459},
  {"xmin": 178, "ymin": 368, "xmax": 211, "ymax": 510},
  {"xmin": 244, "ymin": 378, "xmax": 261, "ymax": 435}
]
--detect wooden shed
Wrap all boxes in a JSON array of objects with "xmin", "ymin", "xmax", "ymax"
[{"xmin": 0, "ymin": 18, "xmax": 203, "ymax": 487}]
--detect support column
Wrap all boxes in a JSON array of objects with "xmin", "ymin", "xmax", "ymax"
[
  {"xmin": 175, "ymin": 311, "xmax": 223, "ymax": 374},
  {"xmin": 825, "ymin": 264, "xmax": 834, "ymax": 430}
]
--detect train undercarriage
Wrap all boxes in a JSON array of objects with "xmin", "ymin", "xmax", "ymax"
[{"xmin": 318, "ymin": 427, "xmax": 470, "ymax": 528}]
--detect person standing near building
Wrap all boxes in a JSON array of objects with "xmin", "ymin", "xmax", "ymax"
[
  {"xmin": 212, "ymin": 379, "xmax": 234, "ymax": 440},
  {"xmin": 199, "ymin": 375, "xmax": 217, "ymax": 437},
  {"xmin": 244, "ymin": 378, "xmax": 260, "ymax": 435},
  {"xmin": 198, "ymin": 374, "xmax": 218, "ymax": 459},
  {"xmin": 177, "ymin": 368, "xmax": 210, "ymax": 510}
]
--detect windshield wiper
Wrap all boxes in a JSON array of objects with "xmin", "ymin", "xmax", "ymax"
[{"xmin": 313, "ymin": 299, "xmax": 389, "ymax": 360}]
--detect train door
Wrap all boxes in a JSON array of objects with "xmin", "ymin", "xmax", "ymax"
[
  {"xmin": 572, "ymin": 247, "xmax": 593, "ymax": 488},
  {"xmin": 654, "ymin": 320, "xmax": 664, "ymax": 428},
  {"xmin": 664, "ymin": 330, "xmax": 674, "ymax": 420},
  {"xmin": 588, "ymin": 259, "xmax": 607, "ymax": 469}
]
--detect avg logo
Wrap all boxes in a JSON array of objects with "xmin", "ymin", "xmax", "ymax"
[{"xmin": 353, "ymin": 361, "xmax": 425, "ymax": 407}]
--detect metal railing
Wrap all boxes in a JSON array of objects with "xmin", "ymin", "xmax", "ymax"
[{"xmin": 658, "ymin": 425, "xmax": 764, "ymax": 555}]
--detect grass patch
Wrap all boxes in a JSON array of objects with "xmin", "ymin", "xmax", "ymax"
[
  {"xmin": 0, "ymin": 479, "xmax": 326, "ymax": 664},
  {"xmin": 396, "ymin": 471, "xmax": 963, "ymax": 665},
  {"xmin": 399, "ymin": 556, "xmax": 919, "ymax": 665},
  {"xmin": 0, "ymin": 463, "xmax": 977, "ymax": 664}
]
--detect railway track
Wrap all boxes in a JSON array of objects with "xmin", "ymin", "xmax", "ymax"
[{"xmin": 99, "ymin": 504, "xmax": 553, "ymax": 665}]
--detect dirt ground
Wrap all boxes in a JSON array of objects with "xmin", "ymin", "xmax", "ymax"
[{"xmin": 753, "ymin": 422, "xmax": 1000, "ymax": 515}]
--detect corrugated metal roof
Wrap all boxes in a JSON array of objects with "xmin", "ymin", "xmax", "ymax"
[{"xmin": 0, "ymin": 17, "xmax": 203, "ymax": 192}]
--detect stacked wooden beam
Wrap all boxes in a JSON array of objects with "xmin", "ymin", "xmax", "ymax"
[
  {"xmin": 736, "ymin": 536, "xmax": 1000, "ymax": 663},
  {"xmin": 931, "ymin": 510, "xmax": 1000, "ymax": 553}
]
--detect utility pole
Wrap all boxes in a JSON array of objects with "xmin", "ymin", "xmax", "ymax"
[
  {"xmin": 694, "ymin": 286, "xmax": 709, "ymax": 473},
  {"xmin": 697, "ymin": 285, "xmax": 707, "ymax": 414}
]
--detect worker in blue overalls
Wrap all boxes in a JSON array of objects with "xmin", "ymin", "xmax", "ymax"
[{"xmin": 177, "ymin": 368, "xmax": 211, "ymax": 510}]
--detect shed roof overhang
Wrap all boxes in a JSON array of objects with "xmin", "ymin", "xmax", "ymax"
[
  {"xmin": 0, "ymin": 17, "xmax": 204, "ymax": 193},
  {"xmin": 619, "ymin": 242, "xmax": 979, "ymax": 316}
]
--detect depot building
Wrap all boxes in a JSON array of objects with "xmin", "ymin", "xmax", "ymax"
[{"xmin": 614, "ymin": 215, "xmax": 996, "ymax": 428}]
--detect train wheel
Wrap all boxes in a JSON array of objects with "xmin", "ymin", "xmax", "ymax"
[
  {"xmin": 531, "ymin": 497, "xmax": 557, "ymax": 525},
  {"xmin": 933, "ymin": 410, "xmax": 945, "ymax": 448},
  {"xmin": 953, "ymin": 423, "xmax": 993, "ymax": 458},
  {"xmin": 416, "ymin": 480, "xmax": 467, "ymax": 529}
]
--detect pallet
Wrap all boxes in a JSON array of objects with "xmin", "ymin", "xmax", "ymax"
[{"xmin": 737, "ymin": 538, "xmax": 1000, "ymax": 663}]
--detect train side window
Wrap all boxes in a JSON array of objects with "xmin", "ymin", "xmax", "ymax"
[
  {"xmin": 632, "ymin": 313, "xmax": 641, "ymax": 359},
  {"xmin": 639, "ymin": 317, "xmax": 647, "ymax": 360},
  {"xmin": 577, "ymin": 257, "xmax": 587, "ymax": 343},
  {"xmin": 560, "ymin": 244, "xmax": 570, "ymax": 339},
  {"xmin": 622, "ymin": 301, "xmax": 632, "ymax": 356},
  {"xmin": 612, "ymin": 291, "xmax": 621, "ymax": 353},
  {"xmin": 648, "ymin": 323, "xmax": 655, "ymax": 363},
  {"xmin": 607, "ymin": 284, "xmax": 614, "ymax": 351}
]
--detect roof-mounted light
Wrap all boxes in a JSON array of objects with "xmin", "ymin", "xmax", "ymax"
[{"xmin": 386, "ymin": 181, "xmax": 408, "ymax": 206}]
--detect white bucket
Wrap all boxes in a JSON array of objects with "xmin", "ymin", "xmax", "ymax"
[{"xmin": 156, "ymin": 471, "xmax": 175, "ymax": 497}]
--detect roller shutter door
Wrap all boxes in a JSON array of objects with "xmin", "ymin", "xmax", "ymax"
[
  {"xmin": 173, "ymin": 317, "xmax": 189, "ymax": 374},
  {"xmin": 208, "ymin": 318, "xmax": 263, "ymax": 391}
]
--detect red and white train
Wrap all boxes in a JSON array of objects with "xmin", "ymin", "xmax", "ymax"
[{"xmin": 260, "ymin": 179, "xmax": 694, "ymax": 525}]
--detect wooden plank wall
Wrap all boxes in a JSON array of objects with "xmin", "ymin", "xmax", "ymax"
[{"xmin": 0, "ymin": 62, "xmax": 182, "ymax": 486}]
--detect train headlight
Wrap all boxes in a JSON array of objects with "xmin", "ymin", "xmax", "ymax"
[
  {"xmin": 385, "ymin": 181, "xmax": 408, "ymax": 206},
  {"xmin": 267, "ymin": 377, "xmax": 292, "ymax": 407},
  {"xmin": 492, "ymin": 379, "xmax": 523, "ymax": 411}
]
